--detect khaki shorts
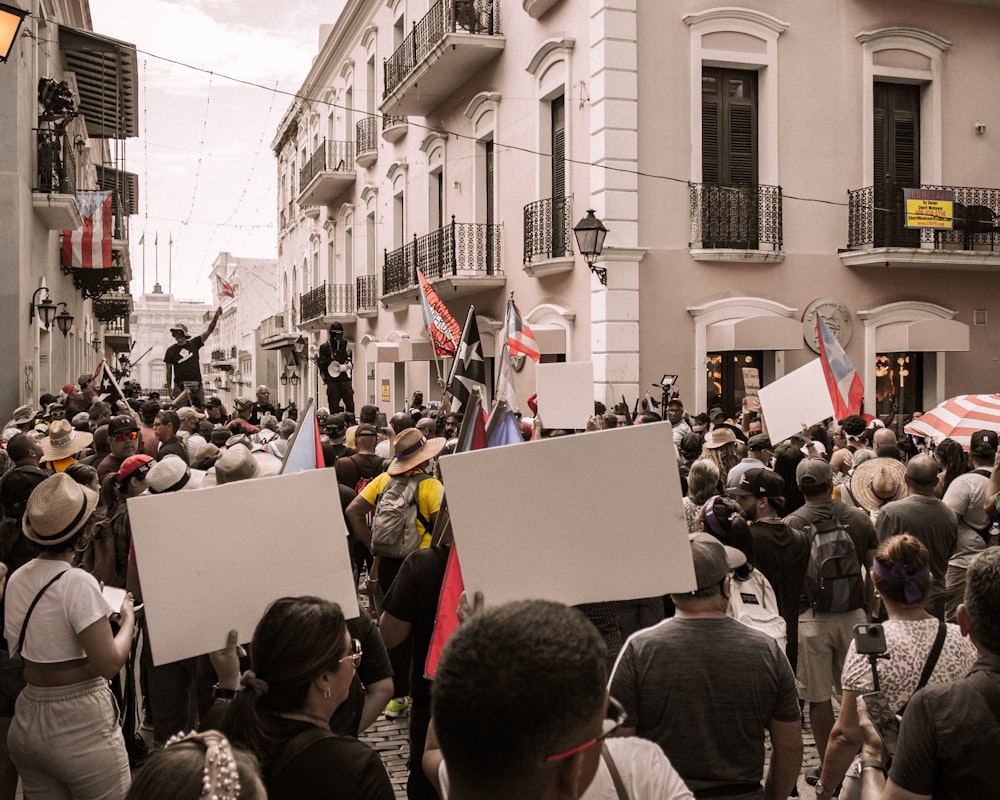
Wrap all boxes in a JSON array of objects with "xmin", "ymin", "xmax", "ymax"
[{"xmin": 796, "ymin": 608, "xmax": 867, "ymax": 703}]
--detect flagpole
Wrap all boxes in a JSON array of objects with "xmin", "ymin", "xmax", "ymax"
[
  {"xmin": 495, "ymin": 295, "xmax": 512, "ymax": 410},
  {"xmin": 446, "ymin": 305, "xmax": 475, "ymax": 394}
]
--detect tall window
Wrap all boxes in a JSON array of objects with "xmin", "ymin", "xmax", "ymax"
[
  {"xmin": 551, "ymin": 93, "xmax": 567, "ymax": 257},
  {"xmin": 874, "ymin": 82, "xmax": 920, "ymax": 247},
  {"xmin": 706, "ymin": 351, "xmax": 763, "ymax": 419},
  {"xmin": 702, "ymin": 68, "xmax": 758, "ymax": 248}
]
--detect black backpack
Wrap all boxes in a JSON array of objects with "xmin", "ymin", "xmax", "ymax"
[{"xmin": 803, "ymin": 516, "xmax": 865, "ymax": 614}]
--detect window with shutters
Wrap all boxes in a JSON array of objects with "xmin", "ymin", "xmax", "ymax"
[
  {"xmin": 701, "ymin": 67, "xmax": 759, "ymax": 249},
  {"xmin": 873, "ymin": 82, "xmax": 921, "ymax": 247}
]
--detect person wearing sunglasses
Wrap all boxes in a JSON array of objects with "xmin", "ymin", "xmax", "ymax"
[
  {"xmin": 218, "ymin": 596, "xmax": 393, "ymax": 800},
  {"xmin": 97, "ymin": 415, "xmax": 142, "ymax": 482},
  {"xmin": 429, "ymin": 599, "xmax": 693, "ymax": 800}
]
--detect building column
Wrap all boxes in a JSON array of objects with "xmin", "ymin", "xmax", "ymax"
[{"xmin": 588, "ymin": 0, "xmax": 642, "ymax": 409}]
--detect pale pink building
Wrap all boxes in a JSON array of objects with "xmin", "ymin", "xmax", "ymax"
[{"xmin": 270, "ymin": 0, "xmax": 1000, "ymax": 428}]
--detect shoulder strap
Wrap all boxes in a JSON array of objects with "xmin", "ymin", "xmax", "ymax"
[
  {"xmin": 270, "ymin": 726, "xmax": 336, "ymax": 778},
  {"xmin": 600, "ymin": 743, "xmax": 629, "ymax": 800},
  {"xmin": 897, "ymin": 620, "xmax": 948, "ymax": 716},
  {"xmin": 17, "ymin": 568, "xmax": 71, "ymax": 655},
  {"xmin": 412, "ymin": 474, "xmax": 433, "ymax": 532}
]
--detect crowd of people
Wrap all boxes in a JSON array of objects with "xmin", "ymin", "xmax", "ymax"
[{"xmin": 0, "ymin": 375, "xmax": 997, "ymax": 800}]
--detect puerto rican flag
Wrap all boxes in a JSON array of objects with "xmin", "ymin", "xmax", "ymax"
[
  {"xmin": 62, "ymin": 191, "xmax": 113, "ymax": 269},
  {"xmin": 817, "ymin": 315, "xmax": 863, "ymax": 419},
  {"xmin": 217, "ymin": 275, "xmax": 236, "ymax": 298},
  {"xmin": 507, "ymin": 297, "xmax": 540, "ymax": 361}
]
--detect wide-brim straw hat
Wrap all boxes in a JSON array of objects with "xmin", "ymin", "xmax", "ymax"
[
  {"xmin": 215, "ymin": 445, "xmax": 260, "ymax": 484},
  {"xmin": 387, "ymin": 429, "xmax": 446, "ymax": 475},
  {"xmin": 23, "ymin": 473, "xmax": 98, "ymax": 545},
  {"xmin": 850, "ymin": 457, "xmax": 907, "ymax": 512},
  {"xmin": 704, "ymin": 426, "xmax": 738, "ymax": 449},
  {"xmin": 40, "ymin": 419, "xmax": 93, "ymax": 461}
]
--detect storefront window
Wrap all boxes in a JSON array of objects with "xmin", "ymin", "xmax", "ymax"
[{"xmin": 875, "ymin": 352, "xmax": 922, "ymax": 425}]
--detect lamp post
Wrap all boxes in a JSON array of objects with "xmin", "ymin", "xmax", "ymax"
[
  {"xmin": 29, "ymin": 287, "xmax": 57, "ymax": 328},
  {"xmin": 54, "ymin": 303, "xmax": 74, "ymax": 336},
  {"xmin": 0, "ymin": 3, "xmax": 28, "ymax": 64},
  {"xmin": 573, "ymin": 209, "xmax": 609, "ymax": 285},
  {"xmin": 290, "ymin": 373, "xmax": 300, "ymax": 387}
]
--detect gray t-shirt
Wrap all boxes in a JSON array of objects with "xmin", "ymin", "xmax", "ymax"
[
  {"xmin": 942, "ymin": 470, "xmax": 990, "ymax": 569},
  {"xmin": 609, "ymin": 616, "xmax": 799, "ymax": 798}
]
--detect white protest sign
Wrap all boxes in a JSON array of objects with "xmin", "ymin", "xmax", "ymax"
[
  {"xmin": 758, "ymin": 358, "xmax": 834, "ymax": 443},
  {"xmin": 438, "ymin": 422, "xmax": 695, "ymax": 606},
  {"xmin": 535, "ymin": 361, "xmax": 595, "ymax": 430},
  {"xmin": 128, "ymin": 469, "xmax": 358, "ymax": 665}
]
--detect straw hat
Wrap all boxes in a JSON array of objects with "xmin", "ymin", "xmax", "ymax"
[
  {"xmin": 704, "ymin": 426, "xmax": 738, "ymax": 449},
  {"xmin": 387, "ymin": 428, "xmax": 446, "ymax": 475},
  {"xmin": 214, "ymin": 446, "xmax": 260, "ymax": 484},
  {"xmin": 22, "ymin": 473, "xmax": 98, "ymax": 545},
  {"xmin": 850, "ymin": 457, "xmax": 907, "ymax": 512},
  {"xmin": 40, "ymin": 419, "xmax": 93, "ymax": 461},
  {"xmin": 146, "ymin": 455, "xmax": 204, "ymax": 494}
]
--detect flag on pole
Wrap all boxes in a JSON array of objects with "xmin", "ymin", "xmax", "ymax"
[
  {"xmin": 92, "ymin": 360, "xmax": 126, "ymax": 407},
  {"xmin": 448, "ymin": 306, "xmax": 488, "ymax": 415},
  {"xmin": 280, "ymin": 400, "xmax": 324, "ymax": 473},
  {"xmin": 62, "ymin": 191, "xmax": 113, "ymax": 269},
  {"xmin": 418, "ymin": 270, "xmax": 462, "ymax": 356},
  {"xmin": 424, "ymin": 542, "xmax": 464, "ymax": 679},
  {"xmin": 494, "ymin": 348, "xmax": 518, "ymax": 411},
  {"xmin": 507, "ymin": 298, "xmax": 540, "ymax": 361},
  {"xmin": 816, "ymin": 315, "xmax": 864, "ymax": 419},
  {"xmin": 487, "ymin": 407, "xmax": 523, "ymax": 448},
  {"xmin": 454, "ymin": 387, "xmax": 488, "ymax": 453},
  {"xmin": 216, "ymin": 275, "xmax": 236, "ymax": 299}
]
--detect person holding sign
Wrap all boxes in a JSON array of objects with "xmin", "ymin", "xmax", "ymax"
[{"xmin": 4, "ymin": 473, "xmax": 136, "ymax": 799}]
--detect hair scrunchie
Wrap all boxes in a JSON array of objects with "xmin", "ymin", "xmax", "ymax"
[
  {"xmin": 240, "ymin": 670, "xmax": 269, "ymax": 697},
  {"xmin": 872, "ymin": 559, "xmax": 930, "ymax": 604}
]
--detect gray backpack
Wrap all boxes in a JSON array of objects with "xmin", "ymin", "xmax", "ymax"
[{"xmin": 370, "ymin": 474, "xmax": 431, "ymax": 558}]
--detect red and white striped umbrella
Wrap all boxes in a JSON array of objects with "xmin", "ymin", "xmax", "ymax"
[{"xmin": 904, "ymin": 394, "xmax": 1000, "ymax": 449}]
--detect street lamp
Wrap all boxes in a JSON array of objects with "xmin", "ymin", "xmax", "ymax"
[
  {"xmin": 54, "ymin": 304, "xmax": 74, "ymax": 336},
  {"xmin": 91, "ymin": 332, "xmax": 101, "ymax": 352},
  {"xmin": 0, "ymin": 3, "xmax": 28, "ymax": 64},
  {"xmin": 29, "ymin": 287, "xmax": 57, "ymax": 328},
  {"xmin": 573, "ymin": 209, "xmax": 609, "ymax": 285},
  {"xmin": 290, "ymin": 373, "xmax": 300, "ymax": 386},
  {"xmin": 279, "ymin": 373, "xmax": 288, "ymax": 386}
]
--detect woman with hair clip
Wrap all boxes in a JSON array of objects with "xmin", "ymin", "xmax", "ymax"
[
  {"xmin": 126, "ymin": 730, "xmax": 265, "ymax": 800},
  {"xmin": 3, "ymin": 472, "xmax": 136, "ymax": 798},
  {"xmin": 219, "ymin": 596, "xmax": 393, "ymax": 800},
  {"xmin": 813, "ymin": 534, "xmax": 978, "ymax": 800}
]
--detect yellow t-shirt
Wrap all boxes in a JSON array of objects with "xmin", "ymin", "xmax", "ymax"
[{"xmin": 360, "ymin": 470, "xmax": 444, "ymax": 549}]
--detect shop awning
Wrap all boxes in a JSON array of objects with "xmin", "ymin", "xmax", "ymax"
[
  {"xmin": 706, "ymin": 316, "xmax": 803, "ymax": 351},
  {"xmin": 876, "ymin": 319, "xmax": 970, "ymax": 352}
]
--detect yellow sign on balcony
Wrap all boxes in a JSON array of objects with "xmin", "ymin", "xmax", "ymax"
[{"xmin": 904, "ymin": 188, "xmax": 954, "ymax": 229}]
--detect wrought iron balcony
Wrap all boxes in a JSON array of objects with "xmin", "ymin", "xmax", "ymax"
[
  {"xmin": 381, "ymin": 0, "xmax": 505, "ymax": 117},
  {"xmin": 299, "ymin": 285, "xmax": 328, "ymax": 324},
  {"xmin": 523, "ymin": 196, "xmax": 572, "ymax": 266},
  {"xmin": 843, "ymin": 183, "xmax": 1000, "ymax": 270},
  {"xmin": 689, "ymin": 183, "xmax": 783, "ymax": 259},
  {"xmin": 356, "ymin": 117, "xmax": 379, "ymax": 169},
  {"xmin": 382, "ymin": 216, "xmax": 505, "ymax": 305},
  {"xmin": 33, "ymin": 129, "xmax": 82, "ymax": 230},
  {"xmin": 357, "ymin": 274, "xmax": 379, "ymax": 316},
  {"xmin": 211, "ymin": 348, "xmax": 228, "ymax": 362},
  {"xmin": 382, "ymin": 114, "xmax": 408, "ymax": 144},
  {"xmin": 259, "ymin": 313, "xmax": 286, "ymax": 341},
  {"xmin": 297, "ymin": 283, "xmax": 359, "ymax": 329},
  {"xmin": 298, "ymin": 139, "xmax": 356, "ymax": 207},
  {"xmin": 91, "ymin": 288, "xmax": 133, "ymax": 324}
]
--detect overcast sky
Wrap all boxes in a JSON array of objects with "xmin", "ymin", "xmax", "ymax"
[{"xmin": 88, "ymin": 0, "xmax": 347, "ymax": 303}]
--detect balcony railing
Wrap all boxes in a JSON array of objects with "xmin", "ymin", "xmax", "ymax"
[
  {"xmin": 383, "ymin": 114, "xmax": 406, "ymax": 132},
  {"xmin": 356, "ymin": 117, "xmax": 378, "ymax": 163},
  {"xmin": 383, "ymin": 0, "xmax": 503, "ymax": 99},
  {"xmin": 383, "ymin": 217, "xmax": 503, "ymax": 295},
  {"xmin": 35, "ymin": 129, "xmax": 76, "ymax": 195},
  {"xmin": 689, "ymin": 183, "xmax": 783, "ymax": 251},
  {"xmin": 211, "ymin": 348, "xmax": 227, "ymax": 361},
  {"xmin": 847, "ymin": 183, "xmax": 1000, "ymax": 250},
  {"xmin": 299, "ymin": 285, "xmax": 328, "ymax": 324},
  {"xmin": 357, "ymin": 274, "xmax": 379, "ymax": 313},
  {"xmin": 299, "ymin": 139, "xmax": 355, "ymax": 188},
  {"xmin": 259, "ymin": 313, "xmax": 286, "ymax": 340},
  {"xmin": 523, "ymin": 196, "xmax": 572, "ymax": 264}
]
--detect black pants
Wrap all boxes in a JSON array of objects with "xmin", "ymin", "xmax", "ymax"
[
  {"xmin": 378, "ymin": 557, "xmax": 411, "ymax": 699},
  {"xmin": 325, "ymin": 378, "xmax": 355, "ymax": 414}
]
